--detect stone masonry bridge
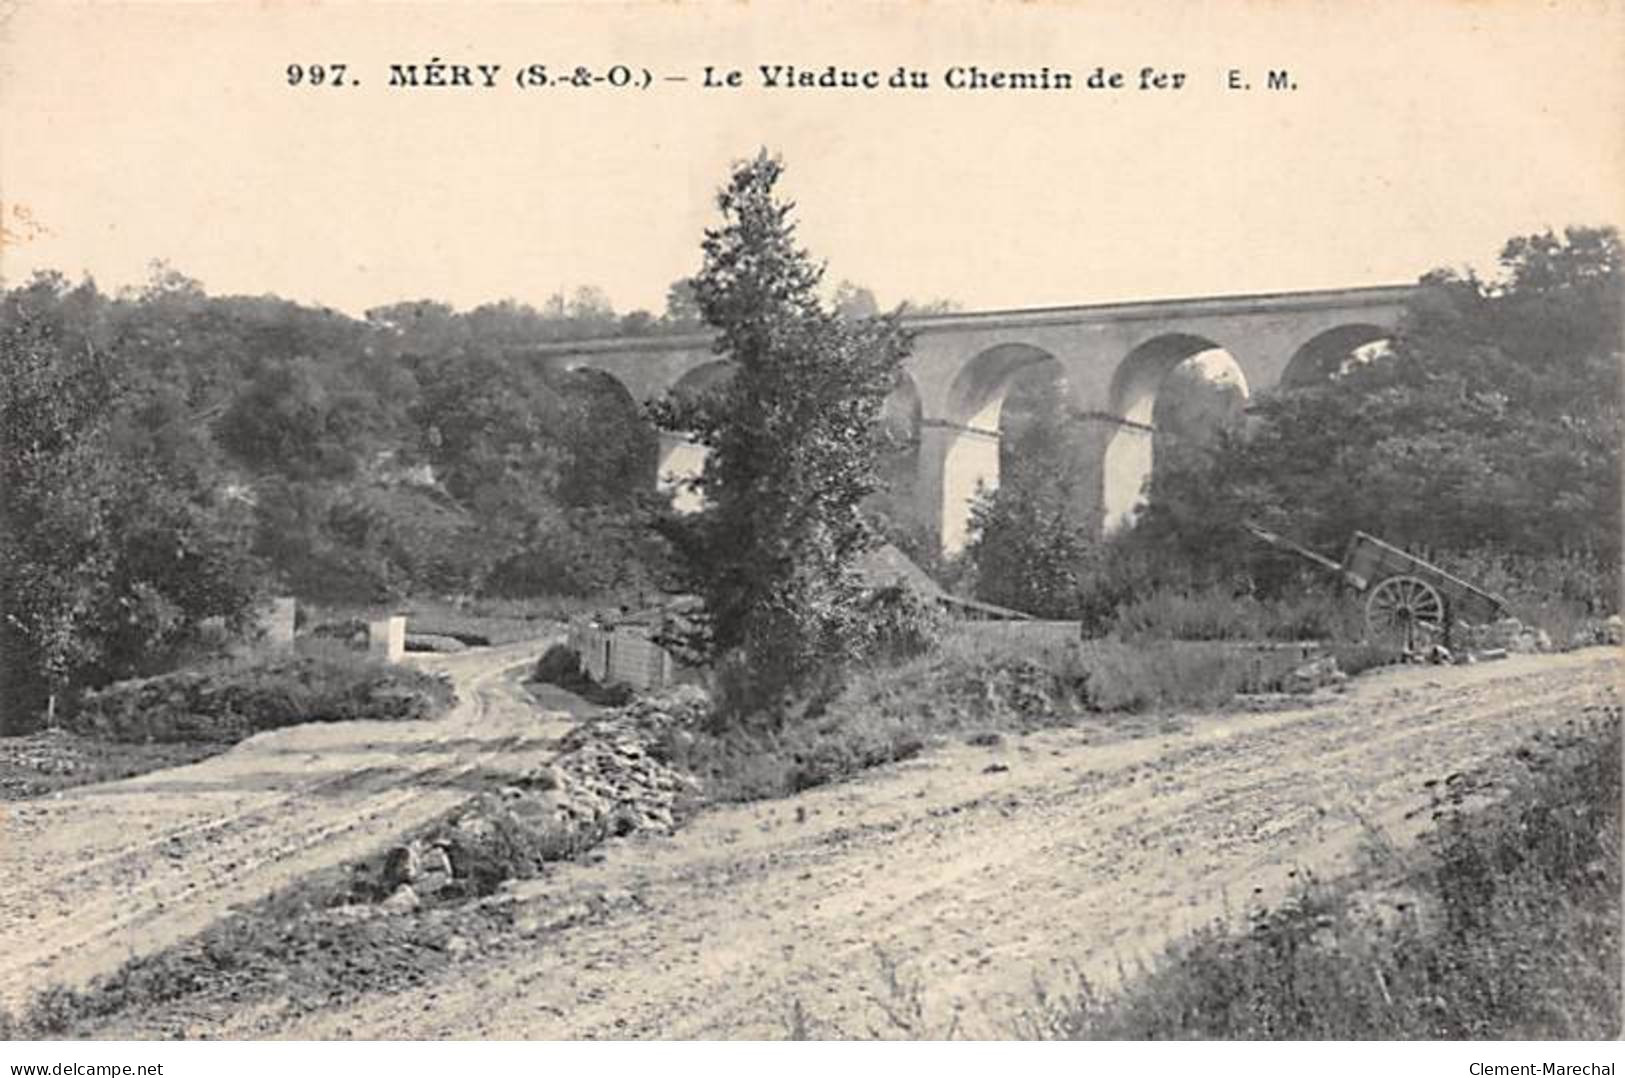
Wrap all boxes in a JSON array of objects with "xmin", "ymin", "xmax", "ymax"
[{"xmin": 522, "ymin": 284, "xmax": 1416, "ymax": 555}]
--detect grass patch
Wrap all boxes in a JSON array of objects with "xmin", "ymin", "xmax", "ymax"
[
  {"xmin": 1111, "ymin": 584, "xmax": 1362, "ymax": 644},
  {"xmin": 1029, "ymin": 707, "xmax": 1621, "ymax": 1039},
  {"xmin": 668, "ymin": 628, "xmax": 1313, "ymax": 804},
  {"xmin": 0, "ymin": 730, "xmax": 221, "ymax": 800}
]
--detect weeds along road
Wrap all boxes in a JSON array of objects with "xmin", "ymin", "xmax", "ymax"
[
  {"xmin": 235, "ymin": 648, "xmax": 1613, "ymax": 1040},
  {"xmin": 0, "ymin": 640, "xmax": 565, "ymax": 1012}
]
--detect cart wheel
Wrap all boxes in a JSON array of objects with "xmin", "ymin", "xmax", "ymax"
[{"xmin": 1365, "ymin": 575, "xmax": 1446, "ymax": 651}]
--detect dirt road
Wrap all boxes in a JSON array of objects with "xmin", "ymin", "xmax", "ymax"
[
  {"xmin": 0, "ymin": 640, "xmax": 562, "ymax": 1011},
  {"xmin": 184, "ymin": 648, "xmax": 1615, "ymax": 1040}
]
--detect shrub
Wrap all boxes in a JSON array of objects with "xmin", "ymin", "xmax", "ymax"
[
  {"xmin": 859, "ymin": 584, "xmax": 946, "ymax": 665},
  {"xmin": 534, "ymin": 643, "xmax": 582, "ymax": 684},
  {"xmin": 649, "ymin": 153, "xmax": 913, "ymax": 718},
  {"xmin": 65, "ymin": 650, "xmax": 454, "ymax": 744},
  {"xmin": 531, "ymin": 642, "xmax": 635, "ymax": 707},
  {"xmin": 1433, "ymin": 549, "xmax": 1619, "ymax": 646}
]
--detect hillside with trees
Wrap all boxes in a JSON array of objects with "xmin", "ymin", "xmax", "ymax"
[{"xmin": 0, "ymin": 269, "xmax": 696, "ymax": 729}]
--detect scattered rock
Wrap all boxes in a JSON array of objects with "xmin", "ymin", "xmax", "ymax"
[
  {"xmin": 1282, "ymin": 656, "xmax": 1346, "ymax": 694},
  {"xmin": 380, "ymin": 884, "xmax": 419, "ymax": 913},
  {"xmin": 405, "ymin": 633, "xmax": 468, "ymax": 654},
  {"xmin": 379, "ymin": 686, "xmax": 711, "ymax": 905},
  {"xmin": 1345, "ymin": 886, "xmax": 1441, "ymax": 936},
  {"xmin": 1508, "ymin": 628, "xmax": 1551, "ymax": 655}
]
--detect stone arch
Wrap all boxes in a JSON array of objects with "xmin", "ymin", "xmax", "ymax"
[
  {"xmin": 654, "ymin": 360, "xmax": 736, "ymax": 514},
  {"xmin": 667, "ymin": 359, "xmax": 737, "ymax": 403},
  {"xmin": 1103, "ymin": 334, "xmax": 1249, "ymax": 532},
  {"xmin": 547, "ymin": 366, "xmax": 659, "ymax": 506},
  {"xmin": 924, "ymin": 343, "xmax": 1065, "ymax": 555},
  {"xmin": 1279, "ymin": 323, "xmax": 1392, "ymax": 390},
  {"xmin": 944, "ymin": 342, "xmax": 1062, "ymax": 430}
]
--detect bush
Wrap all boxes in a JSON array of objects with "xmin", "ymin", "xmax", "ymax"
[
  {"xmin": 534, "ymin": 643, "xmax": 582, "ymax": 684},
  {"xmin": 859, "ymin": 584, "xmax": 947, "ymax": 665},
  {"xmin": 531, "ymin": 642, "xmax": 634, "ymax": 707},
  {"xmin": 1433, "ymin": 549, "xmax": 1619, "ymax": 646},
  {"xmin": 65, "ymin": 650, "xmax": 455, "ymax": 744}
]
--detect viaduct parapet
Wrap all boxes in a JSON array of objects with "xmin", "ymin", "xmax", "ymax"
[{"xmin": 518, "ymin": 284, "xmax": 1416, "ymax": 554}]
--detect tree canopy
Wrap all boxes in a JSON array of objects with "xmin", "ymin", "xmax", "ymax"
[
  {"xmin": 651, "ymin": 152, "xmax": 913, "ymax": 715},
  {"xmin": 964, "ymin": 225, "xmax": 1622, "ymax": 617}
]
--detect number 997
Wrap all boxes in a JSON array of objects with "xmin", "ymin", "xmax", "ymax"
[{"xmin": 286, "ymin": 64, "xmax": 349, "ymax": 87}]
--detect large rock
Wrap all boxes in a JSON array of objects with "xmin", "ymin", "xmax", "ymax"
[{"xmin": 380, "ymin": 883, "xmax": 420, "ymax": 913}]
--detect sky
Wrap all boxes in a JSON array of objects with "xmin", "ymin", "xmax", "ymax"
[{"xmin": 2, "ymin": 1, "xmax": 1622, "ymax": 319}]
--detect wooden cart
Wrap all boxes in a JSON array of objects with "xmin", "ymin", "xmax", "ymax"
[{"xmin": 1243, "ymin": 523, "xmax": 1509, "ymax": 650}]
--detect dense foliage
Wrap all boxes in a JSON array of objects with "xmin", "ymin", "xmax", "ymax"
[
  {"xmin": 1130, "ymin": 226, "xmax": 1621, "ymax": 591},
  {"xmin": 651, "ymin": 152, "xmax": 914, "ymax": 717},
  {"xmin": 962, "ymin": 384, "xmax": 1098, "ymax": 617},
  {"xmin": 0, "ymin": 267, "xmax": 695, "ymax": 730},
  {"xmin": 67, "ymin": 649, "xmax": 455, "ymax": 744},
  {"xmin": 966, "ymin": 226, "xmax": 1623, "ymax": 625}
]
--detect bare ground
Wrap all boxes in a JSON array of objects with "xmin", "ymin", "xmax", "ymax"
[
  {"xmin": 0, "ymin": 640, "xmax": 565, "ymax": 1012},
  {"xmin": 21, "ymin": 648, "xmax": 1612, "ymax": 1040}
]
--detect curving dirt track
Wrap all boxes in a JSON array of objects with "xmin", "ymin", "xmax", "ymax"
[
  {"xmin": 181, "ymin": 648, "xmax": 1617, "ymax": 1040},
  {"xmin": 0, "ymin": 640, "xmax": 562, "ymax": 1011}
]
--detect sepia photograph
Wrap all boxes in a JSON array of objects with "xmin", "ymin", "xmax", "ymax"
[{"xmin": 0, "ymin": 0, "xmax": 1622, "ymax": 1060}]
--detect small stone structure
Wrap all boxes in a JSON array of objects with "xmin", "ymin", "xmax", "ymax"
[
  {"xmin": 568, "ymin": 619, "xmax": 676, "ymax": 692},
  {"xmin": 258, "ymin": 596, "xmax": 297, "ymax": 650},
  {"xmin": 368, "ymin": 615, "xmax": 407, "ymax": 663}
]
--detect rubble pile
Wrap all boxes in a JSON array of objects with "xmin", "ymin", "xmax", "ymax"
[
  {"xmin": 1571, "ymin": 614, "xmax": 1625, "ymax": 649},
  {"xmin": 1279, "ymin": 655, "xmax": 1349, "ymax": 694},
  {"xmin": 369, "ymin": 686, "xmax": 710, "ymax": 908},
  {"xmin": 1458, "ymin": 616, "xmax": 1554, "ymax": 656},
  {"xmin": 0, "ymin": 730, "xmax": 90, "ymax": 799}
]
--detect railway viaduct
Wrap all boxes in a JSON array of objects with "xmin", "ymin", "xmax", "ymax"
[{"xmin": 523, "ymin": 284, "xmax": 1416, "ymax": 555}]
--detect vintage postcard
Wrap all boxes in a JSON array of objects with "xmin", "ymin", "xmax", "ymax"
[{"xmin": 1, "ymin": 0, "xmax": 1621, "ymax": 1061}]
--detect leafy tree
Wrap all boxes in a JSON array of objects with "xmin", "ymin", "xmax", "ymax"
[
  {"xmin": 964, "ymin": 476, "xmax": 1095, "ymax": 618},
  {"xmin": 663, "ymin": 278, "xmax": 704, "ymax": 327},
  {"xmin": 832, "ymin": 280, "xmax": 880, "ymax": 320},
  {"xmin": 0, "ymin": 275, "xmax": 263, "ymax": 730},
  {"xmin": 1123, "ymin": 225, "xmax": 1622, "ymax": 597},
  {"xmin": 652, "ymin": 152, "xmax": 912, "ymax": 717},
  {"xmin": 963, "ymin": 377, "xmax": 1098, "ymax": 616}
]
